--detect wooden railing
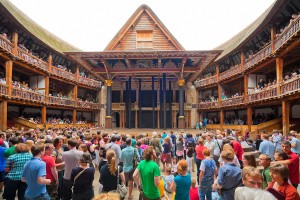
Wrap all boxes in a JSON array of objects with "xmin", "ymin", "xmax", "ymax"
[
  {"xmin": 244, "ymin": 44, "xmax": 272, "ymax": 70},
  {"xmin": 0, "ymin": 35, "xmax": 13, "ymax": 53},
  {"xmin": 275, "ymin": 16, "xmax": 300, "ymax": 51},
  {"xmin": 248, "ymin": 85, "xmax": 277, "ymax": 102},
  {"xmin": 219, "ymin": 65, "xmax": 242, "ymax": 81},
  {"xmin": 198, "ymin": 101, "xmax": 219, "ymax": 109},
  {"xmin": 17, "ymin": 48, "xmax": 48, "ymax": 71},
  {"xmin": 0, "ymin": 84, "xmax": 7, "ymax": 96},
  {"xmin": 51, "ymin": 66, "xmax": 76, "ymax": 81},
  {"xmin": 281, "ymin": 76, "xmax": 300, "ymax": 95},
  {"xmin": 77, "ymin": 100, "xmax": 99, "ymax": 109},
  {"xmin": 112, "ymin": 103, "xmax": 126, "ymax": 110},
  {"xmin": 78, "ymin": 76, "xmax": 102, "ymax": 88},
  {"xmin": 11, "ymin": 87, "xmax": 45, "ymax": 103},
  {"xmin": 194, "ymin": 75, "xmax": 217, "ymax": 88},
  {"xmin": 221, "ymin": 96, "xmax": 244, "ymax": 107},
  {"xmin": 48, "ymin": 96, "xmax": 75, "ymax": 106}
]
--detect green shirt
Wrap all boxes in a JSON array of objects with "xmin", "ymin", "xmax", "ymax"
[
  {"xmin": 4, "ymin": 146, "xmax": 16, "ymax": 158},
  {"xmin": 137, "ymin": 160, "xmax": 161, "ymax": 199},
  {"xmin": 262, "ymin": 167, "xmax": 272, "ymax": 189}
]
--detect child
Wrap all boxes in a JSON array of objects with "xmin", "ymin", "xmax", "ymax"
[
  {"xmin": 163, "ymin": 166, "xmax": 174, "ymax": 193},
  {"xmin": 171, "ymin": 157, "xmax": 178, "ymax": 175},
  {"xmin": 158, "ymin": 176, "xmax": 169, "ymax": 200},
  {"xmin": 212, "ymin": 179, "xmax": 221, "ymax": 200},
  {"xmin": 189, "ymin": 178, "xmax": 199, "ymax": 200}
]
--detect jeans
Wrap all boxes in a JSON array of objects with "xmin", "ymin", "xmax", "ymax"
[
  {"xmin": 194, "ymin": 157, "xmax": 202, "ymax": 184},
  {"xmin": 56, "ymin": 170, "xmax": 64, "ymax": 200},
  {"xmin": 200, "ymin": 178, "xmax": 214, "ymax": 200},
  {"xmin": 72, "ymin": 190, "xmax": 94, "ymax": 200},
  {"xmin": 62, "ymin": 179, "xmax": 72, "ymax": 200},
  {"xmin": 3, "ymin": 178, "xmax": 27, "ymax": 200},
  {"xmin": 25, "ymin": 193, "xmax": 50, "ymax": 200}
]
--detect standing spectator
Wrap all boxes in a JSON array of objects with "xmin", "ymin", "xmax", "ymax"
[
  {"xmin": 258, "ymin": 78, "xmax": 265, "ymax": 89},
  {"xmin": 259, "ymin": 154, "xmax": 272, "ymax": 189},
  {"xmin": 161, "ymin": 137, "xmax": 172, "ymax": 172},
  {"xmin": 258, "ymin": 133, "xmax": 275, "ymax": 160},
  {"xmin": 149, "ymin": 132, "xmax": 162, "ymax": 165},
  {"xmin": 195, "ymin": 139, "xmax": 206, "ymax": 184},
  {"xmin": 22, "ymin": 144, "xmax": 52, "ymax": 200},
  {"xmin": 190, "ymin": 178, "xmax": 199, "ymax": 200},
  {"xmin": 176, "ymin": 137, "xmax": 184, "ymax": 160},
  {"xmin": 213, "ymin": 134, "xmax": 223, "ymax": 167},
  {"xmin": 186, "ymin": 141, "xmax": 194, "ymax": 173},
  {"xmin": 0, "ymin": 141, "xmax": 7, "ymax": 192},
  {"xmin": 272, "ymin": 130, "xmax": 282, "ymax": 150},
  {"xmin": 274, "ymin": 149, "xmax": 288, "ymax": 161},
  {"xmin": 105, "ymin": 135, "xmax": 122, "ymax": 167},
  {"xmin": 254, "ymin": 134, "xmax": 262, "ymax": 151},
  {"xmin": 4, "ymin": 137, "xmax": 19, "ymax": 158},
  {"xmin": 242, "ymin": 153, "xmax": 257, "ymax": 168},
  {"xmin": 229, "ymin": 137, "xmax": 244, "ymax": 168},
  {"xmin": 133, "ymin": 146, "xmax": 161, "ymax": 200},
  {"xmin": 62, "ymin": 139, "xmax": 83, "ymax": 200},
  {"xmin": 52, "ymin": 137, "xmax": 65, "ymax": 200},
  {"xmin": 204, "ymin": 134, "xmax": 215, "ymax": 158},
  {"xmin": 162, "ymin": 166, "xmax": 174, "ymax": 193},
  {"xmin": 3, "ymin": 143, "xmax": 32, "ymax": 200},
  {"xmin": 288, "ymin": 132, "xmax": 300, "ymax": 155}
]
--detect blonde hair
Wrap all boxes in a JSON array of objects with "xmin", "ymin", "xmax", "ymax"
[
  {"xmin": 177, "ymin": 160, "xmax": 188, "ymax": 175},
  {"xmin": 221, "ymin": 150, "xmax": 234, "ymax": 162},
  {"xmin": 79, "ymin": 144, "xmax": 88, "ymax": 152},
  {"xmin": 222, "ymin": 144, "xmax": 235, "ymax": 154},
  {"xmin": 242, "ymin": 166, "xmax": 262, "ymax": 180},
  {"xmin": 191, "ymin": 178, "xmax": 197, "ymax": 188},
  {"xmin": 25, "ymin": 140, "xmax": 34, "ymax": 149},
  {"xmin": 106, "ymin": 149, "xmax": 117, "ymax": 176},
  {"xmin": 93, "ymin": 192, "xmax": 120, "ymax": 200}
]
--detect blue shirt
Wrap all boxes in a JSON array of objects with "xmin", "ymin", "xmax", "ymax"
[
  {"xmin": 174, "ymin": 173, "xmax": 191, "ymax": 200},
  {"xmin": 120, "ymin": 146, "xmax": 137, "ymax": 173},
  {"xmin": 200, "ymin": 158, "xmax": 216, "ymax": 181},
  {"xmin": 0, "ymin": 146, "xmax": 7, "ymax": 171},
  {"xmin": 259, "ymin": 140, "xmax": 275, "ymax": 160},
  {"xmin": 22, "ymin": 157, "xmax": 47, "ymax": 198},
  {"xmin": 217, "ymin": 163, "xmax": 242, "ymax": 200},
  {"xmin": 290, "ymin": 137, "xmax": 300, "ymax": 154}
]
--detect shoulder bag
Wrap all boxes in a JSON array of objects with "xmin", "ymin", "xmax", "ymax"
[
  {"xmin": 71, "ymin": 168, "xmax": 88, "ymax": 193},
  {"xmin": 117, "ymin": 166, "xmax": 128, "ymax": 198}
]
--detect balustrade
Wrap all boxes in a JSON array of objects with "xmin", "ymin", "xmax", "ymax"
[
  {"xmin": 194, "ymin": 75, "xmax": 217, "ymax": 88},
  {"xmin": 281, "ymin": 76, "xmax": 300, "ymax": 95},
  {"xmin": 17, "ymin": 48, "xmax": 48, "ymax": 71},
  {"xmin": 48, "ymin": 96, "xmax": 75, "ymax": 106},
  {"xmin": 248, "ymin": 86, "xmax": 277, "ymax": 102},
  {"xmin": 11, "ymin": 87, "xmax": 45, "ymax": 102},
  {"xmin": 219, "ymin": 65, "xmax": 242, "ymax": 81},
  {"xmin": 52, "ymin": 66, "xmax": 76, "ymax": 81},
  {"xmin": 77, "ymin": 100, "xmax": 99, "ymax": 109},
  {"xmin": 244, "ymin": 44, "xmax": 272, "ymax": 70},
  {"xmin": 78, "ymin": 76, "xmax": 102, "ymax": 88},
  {"xmin": 0, "ymin": 35, "xmax": 13, "ymax": 53},
  {"xmin": 198, "ymin": 101, "xmax": 219, "ymax": 109},
  {"xmin": 220, "ymin": 96, "xmax": 244, "ymax": 107},
  {"xmin": 0, "ymin": 84, "xmax": 7, "ymax": 96}
]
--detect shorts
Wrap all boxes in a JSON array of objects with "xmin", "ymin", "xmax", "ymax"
[
  {"xmin": 0, "ymin": 171, "xmax": 5, "ymax": 182},
  {"xmin": 124, "ymin": 169, "xmax": 134, "ymax": 181}
]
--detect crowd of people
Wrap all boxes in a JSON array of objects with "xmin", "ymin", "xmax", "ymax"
[{"xmin": 18, "ymin": 113, "xmax": 87, "ymax": 125}]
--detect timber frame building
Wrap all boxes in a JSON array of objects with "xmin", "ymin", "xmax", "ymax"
[{"xmin": 0, "ymin": 0, "xmax": 299, "ymax": 134}]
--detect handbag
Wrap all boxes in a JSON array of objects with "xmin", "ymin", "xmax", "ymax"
[
  {"xmin": 71, "ymin": 168, "xmax": 88, "ymax": 193},
  {"xmin": 117, "ymin": 166, "xmax": 128, "ymax": 198}
]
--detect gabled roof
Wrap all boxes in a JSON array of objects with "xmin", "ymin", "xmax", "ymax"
[
  {"xmin": 104, "ymin": 4, "xmax": 184, "ymax": 51},
  {"xmin": 0, "ymin": 0, "xmax": 81, "ymax": 54}
]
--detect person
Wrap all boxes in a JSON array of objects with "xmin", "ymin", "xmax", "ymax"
[
  {"xmin": 0, "ymin": 141, "xmax": 7, "ymax": 192},
  {"xmin": 149, "ymin": 132, "xmax": 163, "ymax": 165},
  {"xmin": 100, "ymin": 149, "xmax": 126, "ymax": 193},
  {"xmin": 199, "ymin": 148, "xmax": 217, "ymax": 200},
  {"xmin": 229, "ymin": 137, "xmax": 244, "ymax": 167},
  {"xmin": 52, "ymin": 137, "xmax": 65, "ymax": 200},
  {"xmin": 4, "ymin": 137, "xmax": 19, "ymax": 158},
  {"xmin": 242, "ymin": 153, "xmax": 257, "ymax": 167},
  {"xmin": 186, "ymin": 141, "xmax": 194, "ymax": 173},
  {"xmin": 161, "ymin": 137, "xmax": 172, "ymax": 172},
  {"xmin": 276, "ymin": 141, "xmax": 299, "ymax": 189},
  {"xmin": 195, "ymin": 138, "xmax": 206, "ymax": 184},
  {"xmin": 258, "ymin": 133, "xmax": 275, "ymax": 160},
  {"xmin": 62, "ymin": 139, "xmax": 83, "ymax": 200},
  {"xmin": 218, "ymin": 143, "xmax": 240, "ymax": 167},
  {"xmin": 105, "ymin": 135, "xmax": 122, "ymax": 167},
  {"xmin": 162, "ymin": 166, "xmax": 174, "ymax": 193},
  {"xmin": 189, "ymin": 178, "xmax": 199, "ymax": 200},
  {"xmin": 288, "ymin": 132, "xmax": 300, "ymax": 155},
  {"xmin": 274, "ymin": 149, "xmax": 288, "ymax": 161},
  {"xmin": 272, "ymin": 131, "xmax": 282, "ymax": 150},
  {"xmin": 195, "ymin": 121, "xmax": 200, "ymax": 130},
  {"xmin": 133, "ymin": 146, "xmax": 161, "ymax": 200},
  {"xmin": 170, "ymin": 160, "xmax": 191, "ymax": 200},
  {"xmin": 259, "ymin": 154, "xmax": 272, "ymax": 189},
  {"xmin": 3, "ymin": 143, "xmax": 32, "ymax": 200},
  {"xmin": 120, "ymin": 138, "xmax": 139, "ymax": 200},
  {"xmin": 22, "ymin": 144, "xmax": 52, "ymax": 200},
  {"xmin": 70, "ymin": 153, "xmax": 95, "ymax": 200},
  {"xmin": 266, "ymin": 163, "xmax": 300, "ymax": 200},
  {"xmin": 258, "ymin": 78, "xmax": 265, "ymax": 89},
  {"xmin": 217, "ymin": 150, "xmax": 242, "ymax": 200},
  {"xmin": 93, "ymin": 192, "xmax": 120, "ymax": 200},
  {"xmin": 176, "ymin": 137, "xmax": 184, "ymax": 160},
  {"xmin": 213, "ymin": 134, "xmax": 223, "ymax": 168}
]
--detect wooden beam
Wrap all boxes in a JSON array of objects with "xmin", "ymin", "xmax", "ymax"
[
  {"xmin": 247, "ymin": 107, "xmax": 252, "ymax": 132},
  {"xmin": 282, "ymin": 100, "xmax": 290, "ymax": 135},
  {"xmin": 180, "ymin": 56, "xmax": 187, "ymax": 79},
  {"xmin": 100, "ymin": 57, "xmax": 111, "ymax": 79},
  {"xmin": 276, "ymin": 57, "xmax": 283, "ymax": 96},
  {"xmin": 0, "ymin": 101, "xmax": 7, "ymax": 131},
  {"xmin": 5, "ymin": 60, "xmax": 12, "ymax": 96}
]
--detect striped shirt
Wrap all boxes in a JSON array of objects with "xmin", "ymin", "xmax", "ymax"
[{"xmin": 6, "ymin": 152, "xmax": 32, "ymax": 180}]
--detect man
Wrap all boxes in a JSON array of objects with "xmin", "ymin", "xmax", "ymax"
[
  {"xmin": 288, "ymin": 132, "xmax": 300, "ymax": 155},
  {"xmin": 0, "ymin": 132, "xmax": 9, "ymax": 148},
  {"xmin": 258, "ymin": 154, "xmax": 272, "ymax": 189},
  {"xmin": 120, "ymin": 138, "xmax": 139, "ymax": 200},
  {"xmin": 4, "ymin": 137, "xmax": 19, "ymax": 158},
  {"xmin": 276, "ymin": 141, "xmax": 299, "ymax": 189},
  {"xmin": 22, "ymin": 144, "xmax": 52, "ymax": 200},
  {"xmin": 204, "ymin": 134, "xmax": 214, "ymax": 158},
  {"xmin": 272, "ymin": 130, "xmax": 282, "ymax": 150},
  {"xmin": 105, "ymin": 135, "xmax": 122, "ymax": 167},
  {"xmin": 62, "ymin": 139, "xmax": 83, "ymax": 200},
  {"xmin": 229, "ymin": 136, "xmax": 244, "ymax": 167},
  {"xmin": 42, "ymin": 144, "xmax": 58, "ymax": 200},
  {"xmin": 258, "ymin": 133, "xmax": 275, "ymax": 160},
  {"xmin": 133, "ymin": 146, "xmax": 160, "ymax": 200},
  {"xmin": 149, "ymin": 132, "xmax": 162, "ymax": 165},
  {"xmin": 0, "ymin": 141, "xmax": 7, "ymax": 192}
]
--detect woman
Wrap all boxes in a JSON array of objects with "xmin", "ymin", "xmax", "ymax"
[
  {"xmin": 99, "ymin": 149, "xmax": 126, "ymax": 193},
  {"xmin": 170, "ymin": 160, "xmax": 191, "ymax": 200},
  {"xmin": 70, "ymin": 153, "xmax": 95, "ymax": 200},
  {"xmin": 176, "ymin": 137, "xmax": 184, "ymax": 160},
  {"xmin": 217, "ymin": 150, "xmax": 242, "ymax": 200},
  {"xmin": 161, "ymin": 137, "xmax": 172, "ymax": 172},
  {"xmin": 3, "ymin": 143, "xmax": 32, "ymax": 200},
  {"xmin": 267, "ymin": 163, "xmax": 300, "ymax": 200},
  {"xmin": 274, "ymin": 149, "xmax": 288, "ymax": 161},
  {"xmin": 53, "ymin": 137, "xmax": 65, "ymax": 200},
  {"xmin": 218, "ymin": 144, "xmax": 240, "ymax": 168},
  {"xmin": 78, "ymin": 143, "xmax": 94, "ymax": 167},
  {"xmin": 242, "ymin": 153, "xmax": 257, "ymax": 167},
  {"xmin": 195, "ymin": 138, "xmax": 207, "ymax": 184},
  {"xmin": 186, "ymin": 141, "xmax": 194, "ymax": 173}
]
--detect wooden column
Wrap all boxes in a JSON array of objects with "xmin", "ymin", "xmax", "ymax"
[
  {"xmin": 218, "ymin": 83, "xmax": 222, "ymax": 103},
  {"xmin": 271, "ymin": 26, "xmax": 276, "ymax": 53},
  {"xmin": 105, "ymin": 79, "xmax": 113, "ymax": 129},
  {"xmin": 241, "ymin": 51, "xmax": 245, "ymax": 70},
  {"xmin": 5, "ymin": 60, "xmax": 12, "ymax": 96},
  {"xmin": 73, "ymin": 85, "xmax": 78, "ymax": 106},
  {"xmin": 220, "ymin": 110, "xmax": 224, "ymax": 129},
  {"xmin": 247, "ymin": 107, "xmax": 252, "ymax": 132},
  {"xmin": 12, "ymin": 30, "xmax": 18, "ymax": 55},
  {"xmin": 282, "ymin": 100, "xmax": 290, "ymax": 135},
  {"xmin": 276, "ymin": 57, "xmax": 283, "ymax": 96},
  {"xmin": 41, "ymin": 106, "xmax": 46, "ymax": 124},
  {"xmin": 76, "ymin": 67, "xmax": 79, "ymax": 81},
  {"xmin": 0, "ymin": 101, "xmax": 7, "ymax": 131},
  {"xmin": 72, "ymin": 109, "xmax": 77, "ymax": 124},
  {"xmin": 157, "ymin": 108, "xmax": 160, "ymax": 129},
  {"xmin": 45, "ymin": 76, "xmax": 49, "ymax": 103},
  {"xmin": 244, "ymin": 74, "xmax": 249, "ymax": 103},
  {"xmin": 178, "ymin": 79, "xmax": 185, "ymax": 129},
  {"xmin": 48, "ymin": 54, "xmax": 52, "ymax": 72},
  {"xmin": 216, "ymin": 65, "xmax": 219, "ymax": 80},
  {"xmin": 97, "ymin": 110, "xmax": 101, "ymax": 127}
]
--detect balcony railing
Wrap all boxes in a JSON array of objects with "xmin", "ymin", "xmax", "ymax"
[
  {"xmin": 194, "ymin": 75, "xmax": 217, "ymax": 88},
  {"xmin": 52, "ymin": 66, "xmax": 76, "ymax": 81},
  {"xmin": 77, "ymin": 100, "xmax": 99, "ymax": 109},
  {"xmin": 78, "ymin": 76, "xmax": 102, "ymax": 88},
  {"xmin": 248, "ymin": 85, "xmax": 277, "ymax": 102},
  {"xmin": 221, "ymin": 96, "xmax": 244, "ymax": 107},
  {"xmin": 0, "ymin": 84, "xmax": 7, "ymax": 96},
  {"xmin": 281, "ymin": 76, "xmax": 300, "ymax": 95},
  {"xmin": 275, "ymin": 16, "xmax": 300, "ymax": 51},
  {"xmin": 17, "ymin": 48, "xmax": 48, "ymax": 71},
  {"xmin": 244, "ymin": 44, "xmax": 272, "ymax": 70},
  {"xmin": 48, "ymin": 96, "xmax": 75, "ymax": 106},
  {"xmin": 11, "ymin": 87, "xmax": 45, "ymax": 103},
  {"xmin": 0, "ymin": 35, "xmax": 13, "ymax": 53},
  {"xmin": 219, "ymin": 65, "xmax": 242, "ymax": 81},
  {"xmin": 198, "ymin": 101, "xmax": 219, "ymax": 109}
]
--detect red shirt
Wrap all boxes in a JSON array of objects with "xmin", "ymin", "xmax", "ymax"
[
  {"xmin": 195, "ymin": 145, "xmax": 206, "ymax": 160},
  {"xmin": 267, "ymin": 182, "xmax": 300, "ymax": 200},
  {"xmin": 232, "ymin": 140, "xmax": 244, "ymax": 161},
  {"xmin": 287, "ymin": 151, "xmax": 299, "ymax": 185},
  {"xmin": 189, "ymin": 187, "xmax": 199, "ymax": 200},
  {"xmin": 42, "ymin": 155, "xmax": 56, "ymax": 181}
]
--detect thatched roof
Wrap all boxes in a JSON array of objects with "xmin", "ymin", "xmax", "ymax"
[{"xmin": 0, "ymin": 0, "xmax": 81, "ymax": 54}]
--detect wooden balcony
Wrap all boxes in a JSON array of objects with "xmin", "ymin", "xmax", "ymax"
[
  {"xmin": 244, "ymin": 44, "xmax": 272, "ymax": 70},
  {"xmin": 248, "ymin": 85, "xmax": 277, "ymax": 103},
  {"xmin": 48, "ymin": 96, "xmax": 75, "ymax": 107},
  {"xmin": 78, "ymin": 76, "xmax": 102, "ymax": 88},
  {"xmin": 0, "ymin": 84, "xmax": 8, "ymax": 97},
  {"xmin": 220, "ymin": 96, "xmax": 244, "ymax": 107},
  {"xmin": 219, "ymin": 65, "xmax": 242, "ymax": 81},
  {"xmin": 198, "ymin": 101, "xmax": 219, "ymax": 109},
  {"xmin": 77, "ymin": 100, "xmax": 99, "ymax": 110},
  {"xmin": 281, "ymin": 76, "xmax": 300, "ymax": 96},
  {"xmin": 0, "ymin": 35, "xmax": 13, "ymax": 53},
  {"xmin": 275, "ymin": 16, "xmax": 300, "ymax": 51},
  {"xmin": 17, "ymin": 48, "xmax": 48, "ymax": 71},
  {"xmin": 194, "ymin": 75, "xmax": 217, "ymax": 88},
  {"xmin": 112, "ymin": 103, "xmax": 126, "ymax": 110},
  {"xmin": 11, "ymin": 87, "xmax": 45, "ymax": 103},
  {"xmin": 51, "ymin": 66, "xmax": 76, "ymax": 81}
]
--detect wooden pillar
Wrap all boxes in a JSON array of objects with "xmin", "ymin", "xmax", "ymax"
[
  {"xmin": 48, "ymin": 54, "xmax": 52, "ymax": 72},
  {"xmin": 76, "ymin": 67, "xmax": 79, "ymax": 81},
  {"xmin": 105, "ymin": 79, "xmax": 113, "ymax": 129},
  {"xmin": 244, "ymin": 74, "xmax": 249, "ymax": 103},
  {"xmin": 276, "ymin": 57, "xmax": 283, "ymax": 96},
  {"xmin": 0, "ymin": 101, "xmax": 7, "ymax": 131},
  {"xmin": 97, "ymin": 110, "xmax": 101, "ymax": 127},
  {"xmin": 45, "ymin": 76, "xmax": 49, "ymax": 103},
  {"xmin": 41, "ymin": 106, "xmax": 46, "ymax": 124},
  {"xmin": 12, "ymin": 30, "xmax": 18, "ymax": 55},
  {"xmin": 5, "ymin": 60, "xmax": 12, "ymax": 96},
  {"xmin": 216, "ymin": 65, "xmax": 219, "ymax": 80},
  {"xmin": 282, "ymin": 100, "xmax": 290, "ymax": 135},
  {"xmin": 157, "ymin": 107, "xmax": 160, "ymax": 129},
  {"xmin": 73, "ymin": 109, "xmax": 77, "ymax": 124},
  {"xmin": 73, "ymin": 85, "xmax": 78, "ymax": 106},
  {"xmin": 178, "ymin": 79, "xmax": 185, "ymax": 129},
  {"xmin": 218, "ymin": 83, "xmax": 222, "ymax": 103},
  {"xmin": 271, "ymin": 26, "xmax": 276, "ymax": 53},
  {"xmin": 220, "ymin": 110, "xmax": 224, "ymax": 129},
  {"xmin": 241, "ymin": 51, "xmax": 245, "ymax": 70},
  {"xmin": 247, "ymin": 107, "xmax": 252, "ymax": 132}
]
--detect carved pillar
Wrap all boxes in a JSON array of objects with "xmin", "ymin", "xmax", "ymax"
[
  {"xmin": 0, "ymin": 101, "xmax": 7, "ymax": 131},
  {"xmin": 276, "ymin": 57, "xmax": 283, "ymax": 96},
  {"xmin": 218, "ymin": 83, "xmax": 222, "ymax": 104},
  {"xmin": 138, "ymin": 79, "xmax": 142, "ymax": 128},
  {"xmin": 282, "ymin": 100, "xmax": 290, "ymax": 135},
  {"xmin": 5, "ymin": 60, "xmax": 12, "ymax": 96},
  {"xmin": 178, "ymin": 79, "xmax": 185, "ymax": 129},
  {"xmin": 105, "ymin": 79, "xmax": 113, "ymax": 129}
]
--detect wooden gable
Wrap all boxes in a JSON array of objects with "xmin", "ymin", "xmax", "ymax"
[{"xmin": 105, "ymin": 5, "xmax": 184, "ymax": 51}]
